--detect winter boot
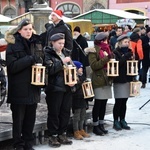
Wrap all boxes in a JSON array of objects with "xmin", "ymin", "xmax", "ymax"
[
  {"xmin": 79, "ymin": 129, "xmax": 90, "ymax": 138},
  {"xmin": 113, "ymin": 120, "xmax": 122, "ymax": 131},
  {"xmin": 58, "ymin": 133, "xmax": 73, "ymax": 145},
  {"xmin": 99, "ymin": 124, "xmax": 108, "ymax": 134},
  {"xmin": 48, "ymin": 135, "xmax": 61, "ymax": 148},
  {"xmin": 74, "ymin": 130, "xmax": 83, "ymax": 140},
  {"xmin": 93, "ymin": 125, "xmax": 104, "ymax": 136},
  {"xmin": 120, "ymin": 119, "xmax": 131, "ymax": 130},
  {"xmin": 141, "ymin": 83, "xmax": 146, "ymax": 88}
]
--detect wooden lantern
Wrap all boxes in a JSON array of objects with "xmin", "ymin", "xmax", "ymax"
[
  {"xmin": 130, "ymin": 81, "xmax": 141, "ymax": 96},
  {"xmin": 64, "ymin": 65, "xmax": 77, "ymax": 85},
  {"xmin": 82, "ymin": 81, "xmax": 94, "ymax": 99},
  {"xmin": 127, "ymin": 60, "xmax": 138, "ymax": 76},
  {"xmin": 31, "ymin": 63, "xmax": 46, "ymax": 85},
  {"xmin": 107, "ymin": 59, "xmax": 119, "ymax": 76}
]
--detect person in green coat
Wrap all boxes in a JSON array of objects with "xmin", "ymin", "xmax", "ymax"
[{"xmin": 85, "ymin": 32, "xmax": 114, "ymax": 136}]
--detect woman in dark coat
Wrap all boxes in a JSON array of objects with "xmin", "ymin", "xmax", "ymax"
[
  {"xmin": 6, "ymin": 19, "xmax": 43, "ymax": 150},
  {"xmin": 44, "ymin": 33, "xmax": 74, "ymax": 148},
  {"xmin": 113, "ymin": 34, "xmax": 133, "ymax": 131}
]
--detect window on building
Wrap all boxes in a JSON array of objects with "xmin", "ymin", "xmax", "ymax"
[
  {"xmin": 126, "ymin": 10, "xmax": 144, "ymax": 16},
  {"xmin": 91, "ymin": 3, "xmax": 105, "ymax": 10},
  {"xmin": 117, "ymin": 0, "xmax": 149, "ymax": 3},
  {"xmin": 3, "ymin": 8, "xmax": 16, "ymax": 18},
  {"xmin": 57, "ymin": 3, "xmax": 80, "ymax": 18}
]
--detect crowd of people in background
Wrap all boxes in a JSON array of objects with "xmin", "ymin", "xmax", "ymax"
[{"xmin": 0, "ymin": 9, "xmax": 150, "ymax": 150}]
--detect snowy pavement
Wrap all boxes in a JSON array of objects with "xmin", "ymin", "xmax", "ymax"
[{"xmin": 34, "ymin": 83, "xmax": 150, "ymax": 150}]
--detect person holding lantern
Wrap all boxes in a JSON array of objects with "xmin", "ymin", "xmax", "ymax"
[
  {"xmin": 72, "ymin": 60, "xmax": 90, "ymax": 140},
  {"xmin": 85, "ymin": 32, "xmax": 114, "ymax": 135},
  {"xmin": 6, "ymin": 18, "xmax": 43, "ymax": 150},
  {"xmin": 44, "ymin": 33, "xmax": 74, "ymax": 148},
  {"xmin": 113, "ymin": 34, "xmax": 133, "ymax": 131}
]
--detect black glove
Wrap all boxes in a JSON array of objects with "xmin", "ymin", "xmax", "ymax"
[
  {"xmin": 124, "ymin": 51, "xmax": 133, "ymax": 59},
  {"xmin": 30, "ymin": 55, "xmax": 42, "ymax": 64}
]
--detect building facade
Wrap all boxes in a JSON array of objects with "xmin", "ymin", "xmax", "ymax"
[
  {"xmin": 109, "ymin": 0, "xmax": 150, "ymax": 25},
  {"xmin": 1, "ymin": 0, "xmax": 149, "ymax": 25},
  {"xmin": 0, "ymin": 0, "xmax": 108, "ymax": 18}
]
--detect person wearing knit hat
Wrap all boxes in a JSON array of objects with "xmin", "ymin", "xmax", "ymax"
[
  {"xmin": 73, "ymin": 61, "xmax": 83, "ymax": 69},
  {"xmin": 51, "ymin": 10, "xmax": 63, "ymax": 20},
  {"xmin": 40, "ymin": 9, "xmax": 73, "ymax": 51},
  {"xmin": 72, "ymin": 26, "xmax": 89, "ymax": 76},
  {"xmin": 72, "ymin": 60, "xmax": 91, "ymax": 140},
  {"xmin": 73, "ymin": 26, "xmax": 81, "ymax": 40},
  {"xmin": 73, "ymin": 26, "xmax": 81, "ymax": 33}
]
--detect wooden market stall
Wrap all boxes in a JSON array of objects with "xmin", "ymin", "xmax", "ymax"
[{"xmin": 73, "ymin": 9, "xmax": 149, "ymax": 32}]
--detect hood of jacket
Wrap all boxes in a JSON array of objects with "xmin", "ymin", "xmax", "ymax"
[{"xmin": 130, "ymin": 32, "xmax": 140, "ymax": 42}]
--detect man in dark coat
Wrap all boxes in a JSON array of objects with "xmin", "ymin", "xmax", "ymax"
[
  {"xmin": 110, "ymin": 27, "xmax": 123, "ymax": 51},
  {"xmin": 6, "ymin": 19, "xmax": 42, "ymax": 150},
  {"xmin": 71, "ymin": 26, "xmax": 88, "ymax": 75},
  {"xmin": 40, "ymin": 10, "xmax": 73, "ymax": 51},
  {"xmin": 141, "ymin": 27, "xmax": 150, "ymax": 88}
]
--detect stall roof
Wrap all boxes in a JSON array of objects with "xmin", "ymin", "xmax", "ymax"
[
  {"xmin": 0, "ymin": 14, "xmax": 12, "ymax": 23},
  {"xmin": 73, "ymin": 9, "xmax": 149, "ymax": 24}
]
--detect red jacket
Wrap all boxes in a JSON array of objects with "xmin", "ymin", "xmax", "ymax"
[{"xmin": 130, "ymin": 39, "xmax": 143, "ymax": 60}]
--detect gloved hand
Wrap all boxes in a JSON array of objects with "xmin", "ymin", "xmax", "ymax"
[
  {"xmin": 124, "ymin": 51, "xmax": 133, "ymax": 59},
  {"xmin": 30, "ymin": 55, "xmax": 42, "ymax": 64}
]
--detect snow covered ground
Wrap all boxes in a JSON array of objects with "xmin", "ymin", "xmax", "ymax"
[{"xmin": 34, "ymin": 83, "xmax": 150, "ymax": 150}]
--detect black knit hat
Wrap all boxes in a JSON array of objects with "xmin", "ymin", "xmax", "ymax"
[
  {"xmin": 50, "ymin": 33, "xmax": 65, "ymax": 41},
  {"xmin": 73, "ymin": 26, "xmax": 80, "ymax": 33}
]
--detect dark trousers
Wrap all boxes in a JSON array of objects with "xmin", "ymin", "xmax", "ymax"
[
  {"xmin": 141, "ymin": 66, "xmax": 149, "ymax": 84},
  {"xmin": 113, "ymin": 98, "xmax": 128, "ymax": 121},
  {"xmin": 10, "ymin": 103, "xmax": 37, "ymax": 149},
  {"xmin": 46, "ymin": 91, "xmax": 72, "ymax": 136},
  {"xmin": 92, "ymin": 99, "xmax": 108, "ymax": 122}
]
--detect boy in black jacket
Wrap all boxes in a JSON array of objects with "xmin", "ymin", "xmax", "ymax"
[{"xmin": 72, "ymin": 61, "xmax": 90, "ymax": 140}]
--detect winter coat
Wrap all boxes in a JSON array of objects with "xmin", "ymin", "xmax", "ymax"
[
  {"xmin": 40, "ymin": 20, "xmax": 73, "ymax": 51},
  {"xmin": 141, "ymin": 35, "xmax": 150, "ymax": 67},
  {"xmin": 110, "ymin": 35, "xmax": 119, "ymax": 51},
  {"xmin": 44, "ymin": 46, "xmax": 72, "ymax": 93},
  {"xmin": 113, "ymin": 47, "xmax": 133, "ymax": 83},
  {"xmin": 130, "ymin": 32, "xmax": 143, "ymax": 60},
  {"xmin": 72, "ymin": 74, "xmax": 87, "ymax": 110},
  {"xmin": 85, "ymin": 46, "xmax": 112, "ymax": 89},
  {"xmin": 71, "ymin": 34, "xmax": 89, "ymax": 68},
  {"xmin": 6, "ymin": 32, "xmax": 42, "ymax": 104}
]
